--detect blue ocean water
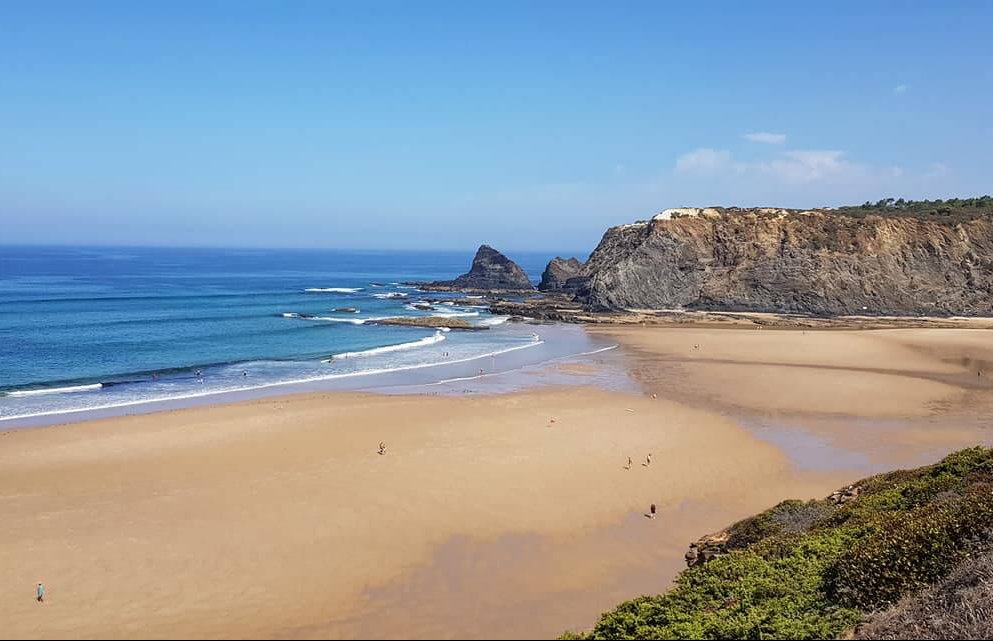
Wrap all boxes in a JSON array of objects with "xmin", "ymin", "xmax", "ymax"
[{"xmin": 0, "ymin": 246, "xmax": 573, "ymax": 421}]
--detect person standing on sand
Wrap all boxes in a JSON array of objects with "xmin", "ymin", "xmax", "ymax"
[
  {"xmin": 650, "ymin": 504, "xmax": 657, "ymax": 519},
  {"xmin": 644, "ymin": 453, "xmax": 652, "ymax": 467},
  {"xmin": 36, "ymin": 583, "xmax": 44, "ymax": 603},
  {"xmin": 624, "ymin": 457, "xmax": 632, "ymax": 470}
]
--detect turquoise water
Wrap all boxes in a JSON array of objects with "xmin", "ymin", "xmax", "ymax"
[{"xmin": 0, "ymin": 246, "xmax": 580, "ymax": 421}]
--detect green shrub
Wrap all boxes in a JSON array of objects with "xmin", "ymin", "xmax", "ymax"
[
  {"xmin": 725, "ymin": 500, "xmax": 836, "ymax": 550},
  {"xmin": 573, "ymin": 449, "xmax": 993, "ymax": 640},
  {"xmin": 828, "ymin": 484, "xmax": 993, "ymax": 610}
]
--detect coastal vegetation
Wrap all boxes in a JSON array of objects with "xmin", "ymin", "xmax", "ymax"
[
  {"xmin": 837, "ymin": 195, "xmax": 993, "ymax": 223},
  {"xmin": 566, "ymin": 447, "xmax": 993, "ymax": 640}
]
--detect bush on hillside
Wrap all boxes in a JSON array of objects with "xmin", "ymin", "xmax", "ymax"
[
  {"xmin": 570, "ymin": 447, "xmax": 993, "ymax": 641},
  {"xmin": 854, "ymin": 547, "xmax": 993, "ymax": 639}
]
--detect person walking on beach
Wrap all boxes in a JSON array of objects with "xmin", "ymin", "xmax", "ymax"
[
  {"xmin": 378, "ymin": 441, "xmax": 387, "ymax": 456},
  {"xmin": 624, "ymin": 456, "xmax": 632, "ymax": 470},
  {"xmin": 644, "ymin": 453, "xmax": 652, "ymax": 467},
  {"xmin": 649, "ymin": 504, "xmax": 657, "ymax": 519},
  {"xmin": 36, "ymin": 583, "xmax": 44, "ymax": 603}
]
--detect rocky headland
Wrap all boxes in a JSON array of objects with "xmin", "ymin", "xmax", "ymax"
[
  {"xmin": 579, "ymin": 203, "xmax": 993, "ymax": 316},
  {"xmin": 423, "ymin": 198, "xmax": 993, "ymax": 326},
  {"xmin": 538, "ymin": 256, "xmax": 586, "ymax": 293},
  {"xmin": 424, "ymin": 244, "xmax": 534, "ymax": 292}
]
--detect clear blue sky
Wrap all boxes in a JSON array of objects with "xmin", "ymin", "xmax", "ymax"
[{"xmin": 2, "ymin": 1, "xmax": 990, "ymax": 252}]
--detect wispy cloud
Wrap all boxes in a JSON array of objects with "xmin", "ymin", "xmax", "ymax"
[
  {"xmin": 675, "ymin": 147, "xmax": 887, "ymax": 185},
  {"xmin": 893, "ymin": 84, "xmax": 909, "ymax": 94},
  {"xmin": 742, "ymin": 132, "xmax": 787, "ymax": 145},
  {"xmin": 758, "ymin": 150, "xmax": 855, "ymax": 184},
  {"xmin": 675, "ymin": 148, "xmax": 734, "ymax": 174}
]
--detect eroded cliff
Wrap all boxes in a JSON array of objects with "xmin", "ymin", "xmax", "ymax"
[{"xmin": 580, "ymin": 207, "xmax": 993, "ymax": 316}]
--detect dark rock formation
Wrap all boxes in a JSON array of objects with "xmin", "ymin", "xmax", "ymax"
[
  {"xmin": 431, "ymin": 245, "xmax": 534, "ymax": 291},
  {"xmin": 369, "ymin": 316, "xmax": 487, "ymax": 330},
  {"xmin": 538, "ymin": 257, "xmax": 586, "ymax": 292},
  {"xmin": 580, "ymin": 207, "xmax": 993, "ymax": 316}
]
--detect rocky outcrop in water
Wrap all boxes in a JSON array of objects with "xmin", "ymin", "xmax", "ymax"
[
  {"xmin": 429, "ymin": 245, "xmax": 534, "ymax": 291},
  {"xmin": 580, "ymin": 207, "xmax": 993, "ymax": 316},
  {"xmin": 538, "ymin": 257, "xmax": 586, "ymax": 292}
]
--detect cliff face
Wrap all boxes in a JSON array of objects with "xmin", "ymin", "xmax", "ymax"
[
  {"xmin": 438, "ymin": 244, "xmax": 534, "ymax": 291},
  {"xmin": 581, "ymin": 208, "xmax": 993, "ymax": 316},
  {"xmin": 538, "ymin": 256, "xmax": 585, "ymax": 292}
]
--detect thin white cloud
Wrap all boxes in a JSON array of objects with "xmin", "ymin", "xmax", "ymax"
[
  {"xmin": 743, "ymin": 132, "xmax": 787, "ymax": 145},
  {"xmin": 893, "ymin": 84, "xmax": 909, "ymax": 94},
  {"xmin": 758, "ymin": 150, "xmax": 855, "ymax": 184},
  {"xmin": 678, "ymin": 148, "xmax": 859, "ymax": 184},
  {"xmin": 675, "ymin": 148, "xmax": 733, "ymax": 174}
]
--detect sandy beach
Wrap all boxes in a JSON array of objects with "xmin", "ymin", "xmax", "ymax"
[{"xmin": 3, "ymin": 326, "xmax": 992, "ymax": 639}]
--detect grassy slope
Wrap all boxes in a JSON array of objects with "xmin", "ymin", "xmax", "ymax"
[{"xmin": 566, "ymin": 447, "xmax": 993, "ymax": 640}]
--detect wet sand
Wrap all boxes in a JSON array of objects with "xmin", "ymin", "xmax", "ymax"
[
  {"xmin": 3, "ymin": 326, "xmax": 991, "ymax": 639},
  {"xmin": 594, "ymin": 326, "xmax": 993, "ymax": 471}
]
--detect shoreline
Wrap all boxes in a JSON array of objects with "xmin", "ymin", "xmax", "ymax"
[
  {"xmin": 2, "ymin": 324, "xmax": 992, "ymax": 638},
  {"xmin": 0, "ymin": 323, "xmax": 615, "ymax": 430}
]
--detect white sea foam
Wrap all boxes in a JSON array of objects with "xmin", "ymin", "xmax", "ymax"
[
  {"xmin": 304, "ymin": 287, "xmax": 363, "ymax": 293},
  {"xmin": 325, "ymin": 331, "xmax": 446, "ymax": 361},
  {"xmin": 372, "ymin": 292, "xmax": 408, "ymax": 299},
  {"xmin": 8, "ymin": 383, "xmax": 103, "ymax": 397},
  {"xmin": 431, "ymin": 311, "xmax": 480, "ymax": 318},
  {"xmin": 0, "ymin": 340, "xmax": 547, "ymax": 423},
  {"xmin": 282, "ymin": 313, "xmax": 385, "ymax": 325},
  {"xmin": 477, "ymin": 316, "xmax": 510, "ymax": 326}
]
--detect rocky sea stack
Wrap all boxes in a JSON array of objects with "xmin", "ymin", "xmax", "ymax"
[
  {"xmin": 538, "ymin": 256, "xmax": 586, "ymax": 292},
  {"xmin": 431, "ymin": 244, "xmax": 534, "ymax": 291},
  {"xmin": 579, "ymin": 204, "xmax": 993, "ymax": 316}
]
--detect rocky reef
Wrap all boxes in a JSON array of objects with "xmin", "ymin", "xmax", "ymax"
[
  {"xmin": 579, "ymin": 206, "xmax": 993, "ymax": 316},
  {"xmin": 368, "ymin": 316, "xmax": 487, "ymax": 330},
  {"xmin": 425, "ymin": 245, "xmax": 534, "ymax": 292}
]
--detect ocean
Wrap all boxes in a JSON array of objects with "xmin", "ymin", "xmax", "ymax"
[{"xmin": 0, "ymin": 245, "xmax": 603, "ymax": 424}]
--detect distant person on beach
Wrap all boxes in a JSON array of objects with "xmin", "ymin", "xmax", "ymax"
[
  {"xmin": 624, "ymin": 457, "xmax": 632, "ymax": 470},
  {"xmin": 644, "ymin": 453, "xmax": 652, "ymax": 467},
  {"xmin": 378, "ymin": 441, "xmax": 387, "ymax": 456},
  {"xmin": 650, "ymin": 504, "xmax": 657, "ymax": 519},
  {"xmin": 36, "ymin": 583, "xmax": 44, "ymax": 603}
]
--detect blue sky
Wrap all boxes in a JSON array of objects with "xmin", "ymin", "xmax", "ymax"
[{"xmin": 2, "ymin": 1, "xmax": 990, "ymax": 252}]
